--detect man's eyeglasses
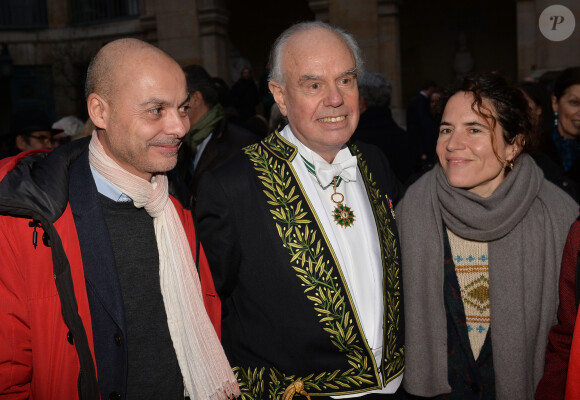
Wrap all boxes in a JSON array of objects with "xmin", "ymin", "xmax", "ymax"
[
  {"xmin": 26, "ymin": 134, "xmax": 51, "ymax": 143},
  {"xmin": 26, "ymin": 133, "xmax": 71, "ymax": 146}
]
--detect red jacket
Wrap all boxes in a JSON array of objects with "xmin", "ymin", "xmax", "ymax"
[
  {"xmin": 566, "ymin": 218, "xmax": 580, "ymax": 399},
  {"xmin": 0, "ymin": 148, "xmax": 220, "ymax": 399},
  {"xmin": 536, "ymin": 217, "xmax": 580, "ymax": 399},
  {"xmin": 568, "ymin": 310, "xmax": 580, "ymax": 399}
]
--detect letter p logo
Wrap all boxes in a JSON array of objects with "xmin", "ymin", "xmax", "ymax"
[
  {"xmin": 550, "ymin": 15, "xmax": 565, "ymax": 30},
  {"xmin": 539, "ymin": 5, "xmax": 575, "ymax": 41}
]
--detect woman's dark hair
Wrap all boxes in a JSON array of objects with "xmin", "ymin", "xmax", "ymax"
[
  {"xmin": 553, "ymin": 67, "xmax": 580, "ymax": 100},
  {"xmin": 439, "ymin": 72, "xmax": 535, "ymax": 159}
]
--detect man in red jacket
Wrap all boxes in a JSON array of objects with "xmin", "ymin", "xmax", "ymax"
[{"xmin": 0, "ymin": 38, "xmax": 238, "ymax": 400}]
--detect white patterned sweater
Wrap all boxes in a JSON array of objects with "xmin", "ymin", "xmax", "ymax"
[{"xmin": 447, "ymin": 228, "xmax": 490, "ymax": 360}]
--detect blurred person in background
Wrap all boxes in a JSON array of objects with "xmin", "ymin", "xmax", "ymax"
[
  {"xmin": 548, "ymin": 67, "xmax": 580, "ymax": 188},
  {"xmin": 519, "ymin": 80, "xmax": 580, "ymax": 202},
  {"xmin": 51, "ymin": 115, "xmax": 85, "ymax": 147},
  {"xmin": 170, "ymin": 65, "xmax": 257, "ymax": 209},
  {"xmin": 429, "ymin": 87, "xmax": 443, "ymax": 118},
  {"xmin": 231, "ymin": 66, "xmax": 260, "ymax": 122},
  {"xmin": 407, "ymin": 80, "xmax": 437, "ymax": 170},
  {"xmin": 0, "ymin": 109, "xmax": 62, "ymax": 158},
  {"xmin": 352, "ymin": 71, "xmax": 416, "ymax": 184}
]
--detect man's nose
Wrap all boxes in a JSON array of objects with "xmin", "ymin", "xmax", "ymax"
[
  {"xmin": 167, "ymin": 109, "xmax": 188, "ymax": 138},
  {"xmin": 324, "ymin": 84, "xmax": 344, "ymax": 107},
  {"xmin": 44, "ymin": 139, "xmax": 55, "ymax": 150}
]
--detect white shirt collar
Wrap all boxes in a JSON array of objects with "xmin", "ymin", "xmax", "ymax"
[{"xmin": 279, "ymin": 125, "xmax": 353, "ymax": 171}]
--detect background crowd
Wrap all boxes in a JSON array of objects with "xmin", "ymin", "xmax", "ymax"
[
  {"xmin": 1, "ymin": 18, "xmax": 580, "ymax": 400},
  {"xmin": 2, "ymin": 63, "xmax": 578, "ymax": 202}
]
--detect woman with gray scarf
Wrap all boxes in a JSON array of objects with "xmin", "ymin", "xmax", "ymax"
[{"xmin": 396, "ymin": 72, "xmax": 578, "ymax": 399}]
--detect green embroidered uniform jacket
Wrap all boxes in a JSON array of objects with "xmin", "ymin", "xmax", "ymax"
[{"xmin": 196, "ymin": 131, "xmax": 404, "ymax": 399}]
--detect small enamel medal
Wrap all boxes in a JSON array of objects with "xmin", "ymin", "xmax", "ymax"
[{"xmin": 331, "ymin": 177, "xmax": 355, "ymax": 228}]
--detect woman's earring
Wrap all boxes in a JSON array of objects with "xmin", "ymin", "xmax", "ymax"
[
  {"xmin": 506, "ymin": 159, "xmax": 514, "ymax": 171},
  {"xmin": 554, "ymin": 111, "xmax": 559, "ymax": 127}
]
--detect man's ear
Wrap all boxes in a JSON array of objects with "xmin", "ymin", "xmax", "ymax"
[
  {"xmin": 14, "ymin": 134, "xmax": 27, "ymax": 151},
  {"xmin": 87, "ymin": 93, "xmax": 109, "ymax": 130},
  {"xmin": 359, "ymin": 95, "xmax": 367, "ymax": 114},
  {"xmin": 191, "ymin": 90, "xmax": 204, "ymax": 107},
  {"xmin": 269, "ymin": 81, "xmax": 288, "ymax": 116}
]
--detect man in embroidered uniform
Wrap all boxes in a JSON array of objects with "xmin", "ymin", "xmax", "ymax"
[
  {"xmin": 196, "ymin": 22, "xmax": 404, "ymax": 399},
  {"xmin": 0, "ymin": 38, "xmax": 239, "ymax": 400}
]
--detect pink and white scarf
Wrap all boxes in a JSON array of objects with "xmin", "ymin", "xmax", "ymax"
[{"xmin": 89, "ymin": 132, "xmax": 239, "ymax": 400}]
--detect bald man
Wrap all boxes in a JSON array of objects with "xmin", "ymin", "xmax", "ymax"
[
  {"xmin": 196, "ymin": 22, "xmax": 404, "ymax": 399},
  {"xmin": 0, "ymin": 39, "xmax": 239, "ymax": 400}
]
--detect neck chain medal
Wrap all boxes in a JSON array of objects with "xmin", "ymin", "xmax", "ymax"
[
  {"xmin": 331, "ymin": 177, "xmax": 355, "ymax": 228},
  {"xmin": 300, "ymin": 154, "xmax": 355, "ymax": 228}
]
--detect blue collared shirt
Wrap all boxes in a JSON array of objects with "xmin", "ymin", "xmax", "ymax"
[{"xmin": 90, "ymin": 166, "xmax": 133, "ymax": 202}]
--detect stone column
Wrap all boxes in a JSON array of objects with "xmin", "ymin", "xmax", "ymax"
[
  {"xmin": 329, "ymin": 0, "xmax": 380, "ymax": 71},
  {"xmin": 47, "ymin": 0, "xmax": 70, "ymax": 27},
  {"xmin": 197, "ymin": 0, "xmax": 230, "ymax": 80},
  {"xmin": 154, "ymin": 0, "xmax": 201, "ymax": 66},
  {"xmin": 308, "ymin": 0, "xmax": 330, "ymax": 22},
  {"xmin": 516, "ymin": 0, "xmax": 537, "ymax": 79},
  {"xmin": 378, "ymin": 0, "xmax": 403, "ymax": 124},
  {"xmin": 307, "ymin": 0, "xmax": 404, "ymax": 125}
]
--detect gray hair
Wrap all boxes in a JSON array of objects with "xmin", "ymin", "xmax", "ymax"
[
  {"xmin": 268, "ymin": 21, "xmax": 364, "ymax": 84},
  {"xmin": 358, "ymin": 71, "xmax": 392, "ymax": 107}
]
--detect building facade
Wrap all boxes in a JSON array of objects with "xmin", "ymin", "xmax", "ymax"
[{"xmin": 0, "ymin": 0, "xmax": 577, "ymax": 133}]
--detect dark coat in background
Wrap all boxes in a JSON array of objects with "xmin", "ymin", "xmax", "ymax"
[
  {"xmin": 406, "ymin": 92, "xmax": 437, "ymax": 165},
  {"xmin": 169, "ymin": 118, "xmax": 258, "ymax": 209},
  {"xmin": 352, "ymin": 106, "xmax": 417, "ymax": 185}
]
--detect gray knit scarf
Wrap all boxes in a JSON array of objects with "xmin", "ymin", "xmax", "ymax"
[{"xmin": 396, "ymin": 154, "xmax": 578, "ymax": 399}]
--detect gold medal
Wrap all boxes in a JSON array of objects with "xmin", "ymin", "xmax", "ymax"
[{"xmin": 331, "ymin": 177, "xmax": 355, "ymax": 228}]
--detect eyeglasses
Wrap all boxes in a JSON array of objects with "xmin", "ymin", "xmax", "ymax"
[{"xmin": 27, "ymin": 134, "xmax": 51, "ymax": 143}]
